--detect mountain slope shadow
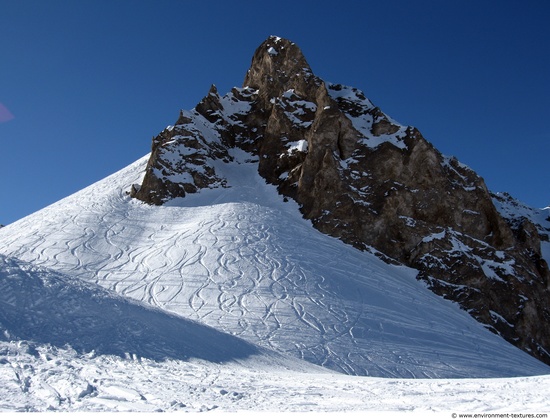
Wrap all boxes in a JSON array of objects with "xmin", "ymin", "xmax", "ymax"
[{"xmin": 0, "ymin": 255, "xmax": 259, "ymax": 363}]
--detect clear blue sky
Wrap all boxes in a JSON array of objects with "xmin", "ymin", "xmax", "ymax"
[{"xmin": 1, "ymin": 0, "xmax": 549, "ymax": 225}]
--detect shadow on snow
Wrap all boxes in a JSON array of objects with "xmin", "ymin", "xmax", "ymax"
[{"xmin": 0, "ymin": 255, "xmax": 259, "ymax": 363}]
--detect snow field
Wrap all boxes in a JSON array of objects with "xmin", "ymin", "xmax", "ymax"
[{"xmin": 2, "ymin": 340, "xmax": 550, "ymax": 413}]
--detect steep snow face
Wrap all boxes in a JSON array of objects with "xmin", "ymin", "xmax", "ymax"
[{"xmin": 0, "ymin": 152, "xmax": 548, "ymax": 379}]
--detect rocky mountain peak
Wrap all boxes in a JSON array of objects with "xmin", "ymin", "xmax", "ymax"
[
  {"xmin": 244, "ymin": 36, "xmax": 314, "ymax": 99},
  {"xmin": 131, "ymin": 36, "xmax": 550, "ymax": 366}
]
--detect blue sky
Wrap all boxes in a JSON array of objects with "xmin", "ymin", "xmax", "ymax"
[{"xmin": 1, "ymin": 0, "xmax": 549, "ymax": 225}]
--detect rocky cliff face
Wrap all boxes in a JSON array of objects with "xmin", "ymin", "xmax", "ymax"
[{"xmin": 132, "ymin": 36, "xmax": 550, "ymax": 365}]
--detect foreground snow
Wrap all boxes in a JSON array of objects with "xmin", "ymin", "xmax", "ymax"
[{"xmin": 2, "ymin": 340, "xmax": 549, "ymax": 413}]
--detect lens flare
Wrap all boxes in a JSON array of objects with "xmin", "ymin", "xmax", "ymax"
[{"xmin": 0, "ymin": 103, "xmax": 15, "ymax": 123}]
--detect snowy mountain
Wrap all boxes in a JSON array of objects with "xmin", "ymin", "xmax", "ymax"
[
  {"xmin": 131, "ymin": 36, "xmax": 550, "ymax": 365},
  {"xmin": 1, "ymin": 36, "xmax": 550, "ymax": 411}
]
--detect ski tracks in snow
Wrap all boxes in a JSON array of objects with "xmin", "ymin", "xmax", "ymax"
[{"xmin": 0, "ymin": 195, "xmax": 373, "ymax": 374}]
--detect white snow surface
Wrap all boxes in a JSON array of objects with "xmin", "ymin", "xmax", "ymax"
[
  {"xmin": 2, "ymin": 338, "xmax": 549, "ymax": 413},
  {"xmin": 0, "ymin": 150, "xmax": 549, "ymax": 411}
]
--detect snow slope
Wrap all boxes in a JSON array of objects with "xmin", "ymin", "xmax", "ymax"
[
  {"xmin": 1, "ymin": 251, "xmax": 549, "ymax": 413},
  {"xmin": 0, "ymin": 149, "xmax": 548, "ymax": 381},
  {"xmin": 1, "ymin": 235, "xmax": 549, "ymax": 413},
  {"xmin": 0, "ymin": 254, "xmax": 332, "ymax": 411},
  {"xmin": 0, "ymin": 254, "xmax": 313, "ymax": 367}
]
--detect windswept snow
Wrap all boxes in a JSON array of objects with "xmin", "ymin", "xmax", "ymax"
[{"xmin": 0, "ymin": 150, "xmax": 548, "ymax": 382}]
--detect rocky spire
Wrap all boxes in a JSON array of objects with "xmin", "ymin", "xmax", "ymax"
[{"xmin": 243, "ymin": 36, "xmax": 314, "ymax": 101}]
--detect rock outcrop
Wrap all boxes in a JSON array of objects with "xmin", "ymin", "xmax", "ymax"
[{"xmin": 132, "ymin": 36, "xmax": 550, "ymax": 365}]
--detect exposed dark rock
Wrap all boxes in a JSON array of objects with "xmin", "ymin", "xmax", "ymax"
[
  {"xmin": 132, "ymin": 109, "xmax": 232, "ymax": 205},
  {"xmin": 131, "ymin": 36, "xmax": 550, "ymax": 366}
]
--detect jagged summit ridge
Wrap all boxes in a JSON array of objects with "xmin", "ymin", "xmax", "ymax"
[{"xmin": 130, "ymin": 36, "xmax": 550, "ymax": 366}]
